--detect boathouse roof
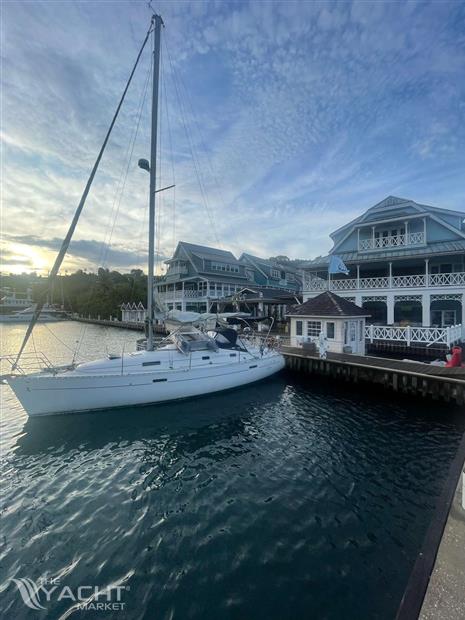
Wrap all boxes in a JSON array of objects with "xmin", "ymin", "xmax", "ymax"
[{"xmin": 288, "ymin": 292, "xmax": 370, "ymax": 317}]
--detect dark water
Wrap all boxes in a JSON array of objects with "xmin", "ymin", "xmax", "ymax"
[{"xmin": 1, "ymin": 323, "xmax": 464, "ymax": 619}]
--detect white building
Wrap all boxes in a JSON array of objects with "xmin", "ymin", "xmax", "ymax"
[
  {"xmin": 288, "ymin": 292, "xmax": 370, "ymax": 354},
  {"xmin": 300, "ymin": 196, "xmax": 465, "ymax": 349},
  {"xmin": 120, "ymin": 302, "xmax": 147, "ymax": 323}
]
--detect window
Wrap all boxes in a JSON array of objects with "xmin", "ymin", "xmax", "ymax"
[
  {"xmin": 307, "ymin": 321, "xmax": 322, "ymax": 337},
  {"xmin": 246, "ymin": 269, "xmax": 254, "ymax": 281},
  {"xmin": 296, "ymin": 320, "xmax": 303, "ymax": 336},
  {"xmin": 350, "ymin": 322, "xmax": 356, "ymax": 341},
  {"xmin": 326, "ymin": 322, "xmax": 335, "ymax": 339},
  {"xmin": 287, "ymin": 273, "xmax": 295, "ymax": 282},
  {"xmin": 271, "ymin": 268, "xmax": 280, "ymax": 279},
  {"xmin": 211, "ymin": 261, "xmax": 239, "ymax": 273}
]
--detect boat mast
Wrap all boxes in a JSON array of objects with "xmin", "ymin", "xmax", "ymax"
[{"xmin": 146, "ymin": 13, "xmax": 163, "ymax": 351}]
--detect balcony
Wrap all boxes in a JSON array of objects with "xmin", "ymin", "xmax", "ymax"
[
  {"xmin": 304, "ymin": 271, "xmax": 465, "ymax": 292},
  {"xmin": 359, "ymin": 231, "xmax": 425, "ymax": 252},
  {"xmin": 165, "ymin": 265, "xmax": 188, "ymax": 277}
]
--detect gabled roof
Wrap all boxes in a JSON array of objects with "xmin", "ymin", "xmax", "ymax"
[
  {"xmin": 330, "ymin": 196, "xmax": 465, "ymax": 241},
  {"xmin": 179, "ymin": 241, "xmax": 240, "ymax": 264},
  {"xmin": 288, "ymin": 292, "xmax": 370, "ymax": 317},
  {"xmin": 234, "ymin": 286, "xmax": 301, "ymax": 301}
]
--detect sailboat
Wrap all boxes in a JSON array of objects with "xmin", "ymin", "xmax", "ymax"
[{"xmin": 4, "ymin": 14, "xmax": 285, "ymax": 417}]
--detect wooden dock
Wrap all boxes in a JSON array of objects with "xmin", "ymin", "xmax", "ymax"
[{"xmin": 281, "ymin": 346, "xmax": 465, "ymax": 406}]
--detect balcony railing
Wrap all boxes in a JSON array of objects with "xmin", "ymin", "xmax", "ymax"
[
  {"xmin": 304, "ymin": 272, "xmax": 465, "ymax": 292},
  {"xmin": 359, "ymin": 231, "xmax": 425, "ymax": 251},
  {"xmin": 165, "ymin": 265, "xmax": 188, "ymax": 277},
  {"xmin": 365, "ymin": 324, "xmax": 463, "ymax": 347}
]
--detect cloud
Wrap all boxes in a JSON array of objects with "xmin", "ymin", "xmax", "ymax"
[
  {"xmin": 2, "ymin": 234, "xmax": 166, "ymax": 272},
  {"xmin": 2, "ymin": 0, "xmax": 465, "ymax": 274}
]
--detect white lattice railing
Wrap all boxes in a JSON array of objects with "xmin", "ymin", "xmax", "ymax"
[
  {"xmin": 429, "ymin": 272, "xmax": 465, "ymax": 287},
  {"xmin": 304, "ymin": 271, "xmax": 465, "ymax": 292},
  {"xmin": 359, "ymin": 231, "xmax": 425, "ymax": 251},
  {"xmin": 330, "ymin": 279, "xmax": 357, "ymax": 290},
  {"xmin": 365, "ymin": 324, "xmax": 463, "ymax": 347},
  {"xmin": 304, "ymin": 278, "xmax": 327, "ymax": 291},
  {"xmin": 359, "ymin": 277, "xmax": 389, "ymax": 289},
  {"xmin": 392, "ymin": 274, "xmax": 426, "ymax": 288}
]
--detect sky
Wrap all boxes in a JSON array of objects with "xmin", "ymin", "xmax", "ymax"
[{"xmin": 2, "ymin": 0, "xmax": 465, "ymax": 275}]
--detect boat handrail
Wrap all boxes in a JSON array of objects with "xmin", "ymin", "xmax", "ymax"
[{"xmin": 1, "ymin": 351, "xmax": 58, "ymax": 375}]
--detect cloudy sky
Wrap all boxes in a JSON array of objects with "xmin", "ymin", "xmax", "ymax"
[{"xmin": 2, "ymin": 0, "xmax": 465, "ymax": 275}]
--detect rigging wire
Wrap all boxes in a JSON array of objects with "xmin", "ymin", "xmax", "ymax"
[
  {"xmin": 13, "ymin": 19, "xmax": 155, "ymax": 368},
  {"xmin": 163, "ymin": 35, "xmax": 221, "ymax": 248},
  {"xmin": 161, "ymin": 42, "xmax": 177, "ymax": 257},
  {"xmin": 73, "ymin": 51, "xmax": 153, "ymax": 361}
]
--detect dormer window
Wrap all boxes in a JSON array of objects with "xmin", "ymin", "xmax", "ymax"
[
  {"xmin": 271, "ymin": 268, "xmax": 280, "ymax": 278},
  {"xmin": 211, "ymin": 261, "xmax": 239, "ymax": 273}
]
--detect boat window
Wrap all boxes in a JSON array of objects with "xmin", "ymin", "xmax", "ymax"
[
  {"xmin": 202, "ymin": 356, "xmax": 210, "ymax": 360},
  {"xmin": 249, "ymin": 364, "xmax": 257, "ymax": 369},
  {"xmin": 230, "ymin": 353, "xmax": 237, "ymax": 357},
  {"xmin": 152, "ymin": 378, "xmax": 167, "ymax": 383},
  {"xmin": 143, "ymin": 360, "xmax": 161, "ymax": 366}
]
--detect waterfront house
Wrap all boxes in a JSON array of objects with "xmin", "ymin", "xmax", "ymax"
[
  {"xmin": 120, "ymin": 302, "xmax": 147, "ymax": 323},
  {"xmin": 301, "ymin": 196, "xmax": 465, "ymax": 334},
  {"xmin": 155, "ymin": 242, "xmax": 302, "ymax": 316},
  {"xmin": 217, "ymin": 286, "xmax": 302, "ymax": 326},
  {"xmin": 239, "ymin": 254, "xmax": 301, "ymax": 293},
  {"xmin": 155, "ymin": 242, "xmax": 250, "ymax": 313},
  {"xmin": 288, "ymin": 291, "xmax": 370, "ymax": 354}
]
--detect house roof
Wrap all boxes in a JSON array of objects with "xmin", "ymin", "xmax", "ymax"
[
  {"xmin": 165, "ymin": 241, "xmax": 241, "ymax": 266},
  {"xmin": 330, "ymin": 196, "xmax": 465, "ymax": 239},
  {"xmin": 288, "ymin": 292, "xmax": 370, "ymax": 317},
  {"xmin": 240, "ymin": 253, "xmax": 300, "ymax": 274},
  {"xmin": 302, "ymin": 239, "xmax": 465, "ymax": 269},
  {"xmin": 233, "ymin": 286, "xmax": 301, "ymax": 302}
]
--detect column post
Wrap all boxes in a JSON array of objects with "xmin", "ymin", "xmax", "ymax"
[
  {"xmin": 462, "ymin": 293, "xmax": 465, "ymax": 332},
  {"xmin": 356, "ymin": 265, "xmax": 360, "ymax": 289},
  {"xmin": 387, "ymin": 293, "xmax": 394, "ymax": 325},
  {"xmin": 372, "ymin": 226, "xmax": 375, "ymax": 248},
  {"xmin": 424, "ymin": 258, "xmax": 429, "ymax": 287},
  {"xmin": 422, "ymin": 293, "xmax": 431, "ymax": 327},
  {"xmin": 389, "ymin": 262, "xmax": 392, "ymax": 288},
  {"xmin": 404, "ymin": 220, "xmax": 409, "ymax": 245}
]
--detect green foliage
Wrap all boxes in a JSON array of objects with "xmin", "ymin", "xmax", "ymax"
[{"xmin": 1, "ymin": 269, "xmax": 148, "ymax": 319}]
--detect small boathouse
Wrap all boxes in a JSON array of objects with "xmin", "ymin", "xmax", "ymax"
[{"xmin": 287, "ymin": 291, "xmax": 370, "ymax": 355}]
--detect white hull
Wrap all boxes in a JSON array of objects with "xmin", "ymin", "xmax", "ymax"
[{"xmin": 7, "ymin": 348, "xmax": 285, "ymax": 416}]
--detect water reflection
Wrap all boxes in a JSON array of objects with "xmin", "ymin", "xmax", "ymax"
[
  {"xmin": 14, "ymin": 377, "xmax": 288, "ymax": 457},
  {"xmin": 2, "ymin": 321, "xmax": 465, "ymax": 620}
]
